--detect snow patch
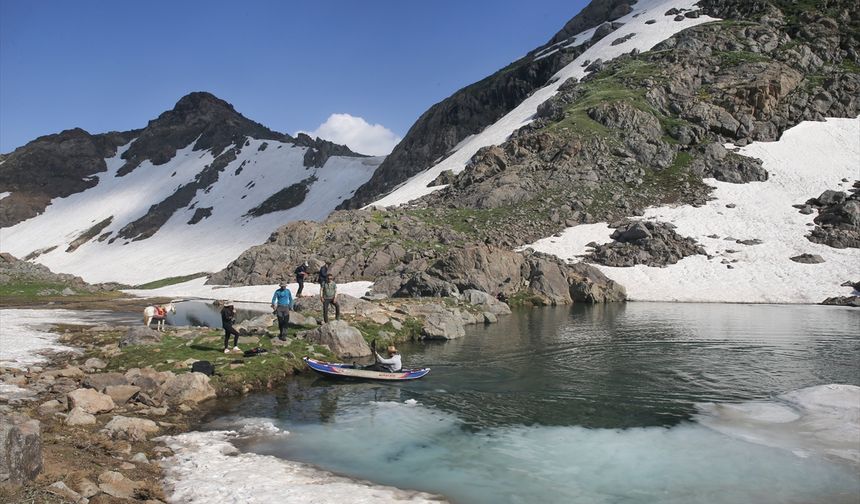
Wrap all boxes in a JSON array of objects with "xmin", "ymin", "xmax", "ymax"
[
  {"xmin": 157, "ymin": 428, "xmax": 446, "ymax": 504},
  {"xmin": 0, "ymin": 139, "xmax": 382, "ymax": 284},
  {"xmin": 0, "ymin": 191, "xmax": 10, "ymax": 201},
  {"xmin": 524, "ymin": 117, "xmax": 860, "ymax": 303},
  {"xmin": 0, "ymin": 309, "xmax": 123, "ymax": 369},
  {"xmin": 369, "ymin": 0, "xmax": 717, "ymax": 208}
]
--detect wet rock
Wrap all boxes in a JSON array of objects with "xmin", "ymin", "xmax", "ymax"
[
  {"xmin": 482, "ymin": 312, "xmax": 498, "ymax": 324},
  {"xmin": 65, "ymin": 407, "xmax": 97, "ymax": 426},
  {"xmin": 68, "ymin": 388, "xmax": 115, "ymax": 414},
  {"xmin": 119, "ymin": 327, "xmax": 162, "ymax": 348},
  {"xmin": 300, "ymin": 321, "xmax": 371, "ymax": 358},
  {"xmin": 821, "ymin": 296, "xmax": 860, "ymax": 307},
  {"xmin": 102, "ymin": 416, "xmax": 159, "ymax": 442}
]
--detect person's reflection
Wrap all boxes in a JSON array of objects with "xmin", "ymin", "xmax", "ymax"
[{"xmin": 318, "ymin": 388, "xmax": 339, "ymax": 423}]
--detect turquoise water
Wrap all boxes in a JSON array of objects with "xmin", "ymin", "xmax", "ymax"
[{"xmin": 207, "ymin": 303, "xmax": 860, "ymax": 503}]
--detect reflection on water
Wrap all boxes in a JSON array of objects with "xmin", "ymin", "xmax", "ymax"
[
  {"xmin": 166, "ymin": 301, "xmax": 264, "ymax": 328},
  {"xmin": 203, "ymin": 303, "xmax": 860, "ymax": 504}
]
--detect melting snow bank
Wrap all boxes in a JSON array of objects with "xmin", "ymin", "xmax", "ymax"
[
  {"xmin": 696, "ymin": 384, "xmax": 860, "ymax": 466},
  {"xmin": 157, "ymin": 420, "xmax": 446, "ymax": 504},
  {"xmin": 0, "ymin": 309, "xmax": 120, "ymax": 369},
  {"xmin": 524, "ymin": 117, "xmax": 860, "ymax": 302},
  {"xmin": 123, "ymin": 276, "xmax": 373, "ymax": 304}
]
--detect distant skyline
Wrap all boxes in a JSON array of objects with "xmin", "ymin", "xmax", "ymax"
[{"xmin": 0, "ymin": 0, "xmax": 588, "ymax": 155}]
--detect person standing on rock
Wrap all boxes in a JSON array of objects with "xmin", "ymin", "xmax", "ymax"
[
  {"xmin": 321, "ymin": 273, "xmax": 340, "ymax": 323},
  {"xmin": 221, "ymin": 301, "xmax": 241, "ymax": 353},
  {"xmin": 317, "ymin": 261, "xmax": 330, "ymax": 286},
  {"xmin": 271, "ymin": 282, "xmax": 294, "ymax": 340},
  {"xmin": 294, "ymin": 261, "xmax": 309, "ymax": 297}
]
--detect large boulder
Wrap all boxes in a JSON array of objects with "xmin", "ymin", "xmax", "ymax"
[
  {"xmin": 119, "ymin": 326, "xmax": 162, "ymax": 347},
  {"xmin": 234, "ymin": 314, "xmax": 275, "ymax": 335},
  {"xmin": 67, "ymin": 388, "xmax": 115, "ymax": 414},
  {"xmin": 101, "ymin": 416, "xmax": 159, "ymax": 442},
  {"xmin": 65, "ymin": 407, "xmax": 97, "ymax": 426},
  {"xmin": 0, "ymin": 413, "xmax": 42, "ymax": 487},
  {"xmin": 104, "ymin": 385, "xmax": 141, "ymax": 404},
  {"xmin": 160, "ymin": 372, "xmax": 216, "ymax": 405},
  {"xmin": 421, "ymin": 313, "xmax": 466, "ymax": 340},
  {"xmin": 462, "ymin": 289, "xmax": 512, "ymax": 315},
  {"xmin": 301, "ymin": 321, "xmax": 371, "ymax": 358}
]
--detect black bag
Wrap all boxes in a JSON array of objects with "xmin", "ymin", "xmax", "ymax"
[
  {"xmin": 243, "ymin": 347, "xmax": 268, "ymax": 357},
  {"xmin": 191, "ymin": 360, "xmax": 215, "ymax": 376}
]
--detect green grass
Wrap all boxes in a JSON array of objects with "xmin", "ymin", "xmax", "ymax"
[
  {"xmin": 839, "ymin": 60, "xmax": 860, "ymax": 74},
  {"xmin": 133, "ymin": 273, "xmax": 210, "ymax": 290},
  {"xmin": 0, "ymin": 280, "xmax": 122, "ymax": 304},
  {"xmin": 713, "ymin": 50, "xmax": 769, "ymax": 66}
]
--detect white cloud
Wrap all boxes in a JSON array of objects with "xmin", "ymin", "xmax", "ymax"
[{"xmin": 303, "ymin": 113, "xmax": 401, "ymax": 156}]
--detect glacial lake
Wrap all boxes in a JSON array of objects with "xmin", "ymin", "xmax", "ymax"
[{"xmin": 203, "ymin": 303, "xmax": 860, "ymax": 503}]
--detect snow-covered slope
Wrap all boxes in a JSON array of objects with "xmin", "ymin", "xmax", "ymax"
[
  {"xmin": 0, "ymin": 138, "xmax": 381, "ymax": 284},
  {"xmin": 370, "ymin": 0, "xmax": 717, "ymax": 208},
  {"xmin": 524, "ymin": 117, "xmax": 860, "ymax": 303}
]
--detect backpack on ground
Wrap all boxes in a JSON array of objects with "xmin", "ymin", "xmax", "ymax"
[{"xmin": 192, "ymin": 360, "xmax": 215, "ymax": 376}]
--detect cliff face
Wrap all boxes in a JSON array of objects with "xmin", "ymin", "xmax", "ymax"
[{"xmin": 339, "ymin": 0, "xmax": 645, "ymax": 209}]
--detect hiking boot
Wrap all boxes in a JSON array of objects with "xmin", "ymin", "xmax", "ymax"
[
  {"xmin": 223, "ymin": 348, "xmax": 230, "ymax": 354},
  {"xmin": 278, "ymin": 335, "xmax": 287, "ymax": 341}
]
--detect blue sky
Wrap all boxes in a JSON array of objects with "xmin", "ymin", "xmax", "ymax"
[{"xmin": 0, "ymin": 0, "xmax": 588, "ymax": 154}]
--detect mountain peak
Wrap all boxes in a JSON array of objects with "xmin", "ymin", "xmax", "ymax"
[{"xmin": 172, "ymin": 91, "xmax": 239, "ymax": 117}]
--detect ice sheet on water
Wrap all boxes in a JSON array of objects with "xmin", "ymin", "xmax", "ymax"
[
  {"xmin": 166, "ymin": 390, "xmax": 860, "ymax": 504},
  {"xmin": 696, "ymin": 384, "xmax": 860, "ymax": 465}
]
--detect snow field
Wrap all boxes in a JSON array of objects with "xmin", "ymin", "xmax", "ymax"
[
  {"xmin": 0, "ymin": 139, "xmax": 381, "ymax": 285},
  {"xmin": 370, "ymin": 0, "xmax": 718, "ymax": 208},
  {"xmin": 525, "ymin": 117, "xmax": 860, "ymax": 303}
]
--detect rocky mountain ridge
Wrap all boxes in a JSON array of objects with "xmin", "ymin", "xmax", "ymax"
[{"xmin": 213, "ymin": 0, "xmax": 858, "ymax": 305}]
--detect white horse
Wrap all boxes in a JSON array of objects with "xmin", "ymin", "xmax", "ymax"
[{"xmin": 143, "ymin": 302, "xmax": 176, "ymax": 331}]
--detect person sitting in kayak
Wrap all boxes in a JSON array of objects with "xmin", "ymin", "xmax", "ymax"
[{"xmin": 372, "ymin": 345, "xmax": 402, "ymax": 372}]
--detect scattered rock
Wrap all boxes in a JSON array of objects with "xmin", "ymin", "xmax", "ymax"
[
  {"xmin": 68, "ymin": 388, "xmax": 115, "ymax": 414},
  {"xmin": 119, "ymin": 326, "xmax": 162, "ymax": 348},
  {"xmin": 104, "ymin": 385, "xmax": 141, "ymax": 404},
  {"xmin": 47, "ymin": 481, "xmax": 85, "ymax": 502},
  {"xmin": 37, "ymin": 399, "xmax": 63, "ymax": 416},
  {"xmin": 82, "ymin": 372, "xmax": 128, "ymax": 392},
  {"xmin": 98, "ymin": 470, "xmax": 140, "ymax": 499},
  {"xmin": 736, "ymin": 239, "xmax": 763, "ymax": 246},
  {"xmin": 78, "ymin": 477, "xmax": 100, "ymax": 498},
  {"xmin": 131, "ymin": 452, "xmax": 149, "ymax": 464},
  {"xmin": 102, "ymin": 416, "xmax": 159, "ymax": 442},
  {"xmin": 65, "ymin": 407, "xmax": 97, "ymax": 426},
  {"xmin": 84, "ymin": 358, "xmax": 107, "ymax": 370},
  {"xmin": 790, "ymin": 253, "xmax": 825, "ymax": 264}
]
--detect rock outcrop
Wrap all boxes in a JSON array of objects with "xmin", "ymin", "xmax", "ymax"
[
  {"xmin": 806, "ymin": 184, "xmax": 860, "ymax": 249},
  {"xmin": 585, "ymin": 221, "xmax": 706, "ymax": 267},
  {"xmin": 119, "ymin": 327, "xmax": 162, "ymax": 348},
  {"xmin": 300, "ymin": 321, "xmax": 371, "ymax": 358}
]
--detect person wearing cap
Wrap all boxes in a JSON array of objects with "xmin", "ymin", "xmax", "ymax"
[
  {"xmin": 294, "ymin": 261, "xmax": 309, "ymax": 297},
  {"xmin": 221, "ymin": 301, "xmax": 241, "ymax": 353},
  {"xmin": 373, "ymin": 345, "xmax": 402, "ymax": 372},
  {"xmin": 271, "ymin": 282, "xmax": 294, "ymax": 340},
  {"xmin": 320, "ymin": 273, "xmax": 340, "ymax": 323}
]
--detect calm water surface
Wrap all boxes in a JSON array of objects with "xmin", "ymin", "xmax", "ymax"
[{"xmin": 206, "ymin": 303, "xmax": 860, "ymax": 503}]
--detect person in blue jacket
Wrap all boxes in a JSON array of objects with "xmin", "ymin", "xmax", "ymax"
[{"xmin": 271, "ymin": 282, "xmax": 294, "ymax": 340}]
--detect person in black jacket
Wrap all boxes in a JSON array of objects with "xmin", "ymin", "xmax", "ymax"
[
  {"xmin": 294, "ymin": 261, "xmax": 309, "ymax": 297},
  {"xmin": 317, "ymin": 262, "xmax": 329, "ymax": 286},
  {"xmin": 221, "ymin": 302, "xmax": 241, "ymax": 353}
]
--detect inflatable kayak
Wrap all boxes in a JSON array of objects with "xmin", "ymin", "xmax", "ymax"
[{"xmin": 303, "ymin": 357, "xmax": 430, "ymax": 381}]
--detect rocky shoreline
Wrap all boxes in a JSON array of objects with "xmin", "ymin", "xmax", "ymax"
[{"xmin": 0, "ymin": 290, "xmax": 516, "ymax": 502}]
